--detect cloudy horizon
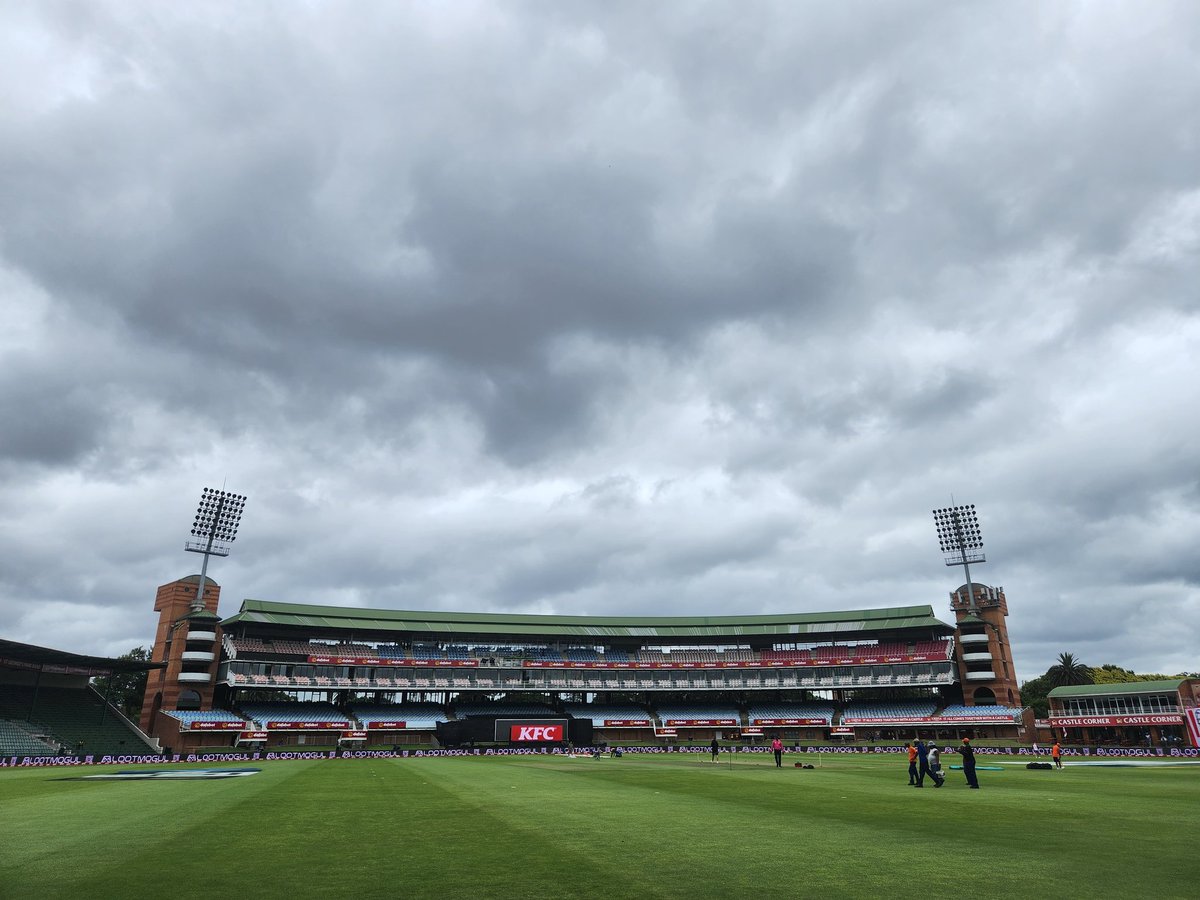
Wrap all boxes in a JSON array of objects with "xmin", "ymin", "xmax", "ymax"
[{"xmin": 2, "ymin": 1, "xmax": 1198, "ymax": 685}]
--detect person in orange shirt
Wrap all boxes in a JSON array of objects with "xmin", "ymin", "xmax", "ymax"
[
  {"xmin": 1052, "ymin": 741, "xmax": 1063, "ymax": 769},
  {"xmin": 907, "ymin": 741, "xmax": 919, "ymax": 785}
]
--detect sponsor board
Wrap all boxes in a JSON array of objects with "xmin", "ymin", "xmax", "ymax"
[
  {"xmin": 1048, "ymin": 714, "xmax": 1183, "ymax": 727},
  {"xmin": 521, "ymin": 654, "xmax": 943, "ymax": 670},
  {"xmin": 663, "ymin": 719, "xmax": 738, "ymax": 727},
  {"xmin": 4, "ymin": 743, "xmax": 1198, "ymax": 769},
  {"xmin": 265, "ymin": 721, "xmax": 349, "ymax": 730},
  {"xmin": 754, "ymin": 718, "xmax": 829, "ymax": 726},
  {"xmin": 366, "ymin": 721, "xmax": 407, "ymax": 729},
  {"xmin": 186, "ymin": 721, "xmax": 245, "ymax": 731},
  {"xmin": 239, "ymin": 731, "xmax": 268, "ymax": 741},
  {"xmin": 340, "ymin": 731, "xmax": 368, "ymax": 740},
  {"xmin": 1185, "ymin": 708, "xmax": 1200, "ymax": 747},
  {"xmin": 510, "ymin": 725, "xmax": 564, "ymax": 742},
  {"xmin": 603, "ymin": 719, "xmax": 651, "ymax": 727},
  {"xmin": 307, "ymin": 656, "xmax": 477, "ymax": 667},
  {"xmin": 843, "ymin": 716, "xmax": 1016, "ymax": 725}
]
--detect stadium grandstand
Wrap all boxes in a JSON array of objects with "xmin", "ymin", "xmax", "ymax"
[
  {"xmin": 134, "ymin": 575, "xmax": 1037, "ymax": 754},
  {"xmin": 1044, "ymin": 680, "xmax": 1198, "ymax": 747},
  {"xmin": 0, "ymin": 638, "xmax": 162, "ymax": 757}
]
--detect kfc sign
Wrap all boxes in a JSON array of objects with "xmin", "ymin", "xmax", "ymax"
[{"xmin": 510, "ymin": 724, "xmax": 565, "ymax": 742}]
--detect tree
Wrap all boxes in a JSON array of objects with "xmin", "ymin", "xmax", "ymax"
[
  {"xmin": 91, "ymin": 647, "xmax": 151, "ymax": 720},
  {"xmin": 1089, "ymin": 664, "xmax": 1175, "ymax": 684},
  {"xmin": 1046, "ymin": 652, "xmax": 1093, "ymax": 688},
  {"xmin": 1089, "ymin": 664, "xmax": 1138, "ymax": 684},
  {"xmin": 1018, "ymin": 672, "xmax": 1053, "ymax": 718}
]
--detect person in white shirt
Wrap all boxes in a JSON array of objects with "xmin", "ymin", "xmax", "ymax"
[{"xmin": 927, "ymin": 742, "xmax": 945, "ymax": 787}]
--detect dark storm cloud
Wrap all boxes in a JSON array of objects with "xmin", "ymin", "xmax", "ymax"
[
  {"xmin": 1, "ymin": 1, "xmax": 1198, "ymax": 681},
  {"xmin": 0, "ymin": 364, "xmax": 106, "ymax": 465}
]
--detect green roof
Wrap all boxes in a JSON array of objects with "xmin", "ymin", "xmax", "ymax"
[
  {"xmin": 221, "ymin": 599, "xmax": 953, "ymax": 642},
  {"xmin": 1048, "ymin": 679, "xmax": 1188, "ymax": 698},
  {"xmin": 182, "ymin": 608, "xmax": 220, "ymax": 621}
]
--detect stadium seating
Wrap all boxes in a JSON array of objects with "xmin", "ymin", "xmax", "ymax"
[
  {"xmin": 410, "ymin": 645, "xmax": 448, "ymax": 660},
  {"xmin": 760, "ymin": 639, "xmax": 953, "ymax": 665},
  {"xmin": 237, "ymin": 702, "xmax": 349, "ymax": 726},
  {"xmin": 562, "ymin": 648, "xmax": 601, "ymax": 662},
  {"xmin": 841, "ymin": 702, "xmax": 937, "ymax": 721},
  {"xmin": 745, "ymin": 703, "xmax": 835, "ymax": 725},
  {"xmin": 561, "ymin": 703, "xmax": 652, "ymax": 726},
  {"xmin": 166, "ymin": 709, "xmax": 248, "ymax": 727},
  {"xmin": 654, "ymin": 704, "xmax": 741, "ymax": 724},
  {"xmin": 939, "ymin": 704, "xmax": 1021, "ymax": 721},
  {"xmin": 0, "ymin": 684, "xmax": 156, "ymax": 755},
  {"xmin": 0, "ymin": 719, "xmax": 59, "ymax": 755},
  {"xmin": 350, "ymin": 703, "xmax": 448, "ymax": 729},
  {"xmin": 452, "ymin": 701, "xmax": 554, "ymax": 719},
  {"xmin": 230, "ymin": 638, "xmax": 313, "ymax": 657}
]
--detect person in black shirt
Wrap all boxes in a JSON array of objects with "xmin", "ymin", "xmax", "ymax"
[
  {"xmin": 710, "ymin": 737, "xmax": 719, "ymax": 762},
  {"xmin": 959, "ymin": 737, "xmax": 979, "ymax": 788},
  {"xmin": 915, "ymin": 738, "xmax": 930, "ymax": 787}
]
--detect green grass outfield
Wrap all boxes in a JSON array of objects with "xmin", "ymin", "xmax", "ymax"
[{"xmin": 1, "ymin": 751, "xmax": 1196, "ymax": 900}]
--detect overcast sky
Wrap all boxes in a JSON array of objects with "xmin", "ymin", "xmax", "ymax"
[{"xmin": 2, "ymin": 1, "xmax": 1198, "ymax": 685}]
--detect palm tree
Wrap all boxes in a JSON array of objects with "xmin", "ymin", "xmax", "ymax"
[{"xmin": 1047, "ymin": 652, "xmax": 1093, "ymax": 687}]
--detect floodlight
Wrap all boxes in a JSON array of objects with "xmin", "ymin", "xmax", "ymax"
[
  {"xmin": 931, "ymin": 504, "xmax": 985, "ymax": 612},
  {"xmin": 184, "ymin": 487, "xmax": 248, "ymax": 612}
]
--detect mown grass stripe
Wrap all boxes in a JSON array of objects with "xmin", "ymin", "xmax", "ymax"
[{"xmin": 1, "ymin": 754, "xmax": 1196, "ymax": 900}]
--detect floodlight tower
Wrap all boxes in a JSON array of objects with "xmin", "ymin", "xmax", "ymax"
[
  {"xmin": 931, "ymin": 504, "xmax": 1022, "ymax": 710},
  {"xmin": 932, "ymin": 505, "xmax": 984, "ymax": 613},
  {"xmin": 186, "ymin": 487, "xmax": 247, "ymax": 613}
]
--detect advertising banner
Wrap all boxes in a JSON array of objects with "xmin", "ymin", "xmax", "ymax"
[
  {"xmin": 307, "ymin": 656, "xmax": 477, "ymax": 667},
  {"xmin": 509, "ymin": 724, "xmax": 564, "ymax": 742},
  {"xmin": 1185, "ymin": 708, "xmax": 1200, "ymax": 747},
  {"xmin": 265, "ymin": 721, "xmax": 349, "ymax": 730},
  {"xmin": 366, "ymin": 721, "xmax": 407, "ymax": 729},
  {"xmin": 843, "ymin": 716, "xmax": 1016, "ymax": 725},
  {"xmin": 520, "ymin": 654, "xmax": 943, "ymax": 670},
  {"xmin": 186, "ymin": 721, "xmax": 244, "ymax": 731},
  {"xmin": 1048, "ymin": 714, "xmax": 1183, "ymax": 727}
]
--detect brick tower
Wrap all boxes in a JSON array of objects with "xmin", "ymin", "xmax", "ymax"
[
  {"xmin": 950, "ymin": 582, "xmax": 1022, "ymax": 708},
  {"xmin": 139, "ymin": 575, "xmax": 224, "ymax": 734}
]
